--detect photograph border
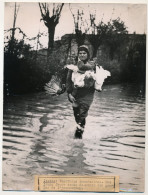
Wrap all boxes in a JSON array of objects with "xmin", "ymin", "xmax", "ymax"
[{"xmin": 0, "ymin": 0, "xmax": 148, "ymax": 194}]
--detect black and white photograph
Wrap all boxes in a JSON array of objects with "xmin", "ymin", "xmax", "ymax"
[{"xmin": 2, "ymin": 1, "xmax": 146, "ymax": 192}]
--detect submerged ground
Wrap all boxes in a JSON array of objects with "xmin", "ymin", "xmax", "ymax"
[{"xmin": 3, "ymin": 84, "xmax": 145, "ymax": 192}]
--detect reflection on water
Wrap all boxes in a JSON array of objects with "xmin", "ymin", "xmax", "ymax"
[{"xmin": 3, "ymin": 84, "xmax": 145, "ymax": 191}]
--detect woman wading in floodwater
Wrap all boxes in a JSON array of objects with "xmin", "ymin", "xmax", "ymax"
[
  {"xmin": 45, "ymin": 45, "xmax": 110, "ymax": 138},
  {"xmin": 66, "ymin": 45, "xmax": 97, "ymax": 139}
]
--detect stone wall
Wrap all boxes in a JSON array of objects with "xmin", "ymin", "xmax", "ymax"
[{"xmin": 37, "ymin": 33, "xmax": 146, "ymax": 84}]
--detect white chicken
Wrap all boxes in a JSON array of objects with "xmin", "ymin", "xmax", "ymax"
[{"xmin": 95, "ymin": 66, "xmax": 111, "ymax": 91}]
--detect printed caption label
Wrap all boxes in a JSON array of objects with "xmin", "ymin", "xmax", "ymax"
[{"xmin": 34, "ymin": 175, "xmax": 119, "ymax": 192}]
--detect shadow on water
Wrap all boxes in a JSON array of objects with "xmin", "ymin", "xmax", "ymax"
[{"xmin": 3, "ymin": 84, "xmax": 145, "ymax": 192}]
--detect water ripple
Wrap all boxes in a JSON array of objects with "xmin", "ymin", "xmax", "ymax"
[{"xmin": 3, "ymin": 84, "xmax": 145, "ymax": 192}]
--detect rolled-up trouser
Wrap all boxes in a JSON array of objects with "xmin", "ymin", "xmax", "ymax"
[{"xmin": 73, "ymin": 103, "xmax": 89, "ymax": 128}]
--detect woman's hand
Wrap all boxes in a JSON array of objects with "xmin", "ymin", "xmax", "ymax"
[{"xmin": 68, "ymin": 94, "xmax": 76, "ymax": 103}]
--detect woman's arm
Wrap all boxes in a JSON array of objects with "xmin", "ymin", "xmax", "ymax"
[
  {"xmin": 66, "ymin": 70, "xmax": 76, "ymax": 103},
  {"xmin": 66, "ymin": 70, "xmax": 73, "ymax": 94}
]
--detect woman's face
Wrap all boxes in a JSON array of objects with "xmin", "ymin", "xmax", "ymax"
[{"xmin": 78, "ymin": 50, "xmax": 88, "ymax": 61}]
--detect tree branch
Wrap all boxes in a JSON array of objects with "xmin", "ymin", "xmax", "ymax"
[{"xmin": 38, "ymin": 3, "xmax": 44, "ymax": 18}]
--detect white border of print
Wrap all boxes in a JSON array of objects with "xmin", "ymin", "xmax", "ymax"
[{"xmin": 0, "ymin": 0, "xmax": 147, "ymax": 195}]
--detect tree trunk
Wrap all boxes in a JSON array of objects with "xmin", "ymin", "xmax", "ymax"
[
  {"xmin": 12, "ymin": 3, "xmax": 17, "ymax": 41},
  {"xmin": 48, "ymin": 26, "xmax": 55, "ymax": 52},
  {"xmin": 47, "ymin": 25, "xmax": 55, "ymax": 64},
  {"xmin": 9, "ymin": 2, "xmax": 17, "ymax": 54},
  {"xmin": 92, "ymin": 46, "xmax": 98, "ymax": 58}
]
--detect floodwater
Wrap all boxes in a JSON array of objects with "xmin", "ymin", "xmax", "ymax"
[{"xmin": 3, "ymin": 84, "xmax": 145, "ymax": 192}]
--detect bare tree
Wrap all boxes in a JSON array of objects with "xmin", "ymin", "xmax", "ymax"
[
  {"xmin": 9, "ymin": 2, "xmax": 20, "ymax": 54},
  {"xmin": 39, "ymin": 3, "xmax": 64, "ymax": 59},
  {"xmin": 69, "ymin": 5, "xmax": 88, "ymax": 47}
]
